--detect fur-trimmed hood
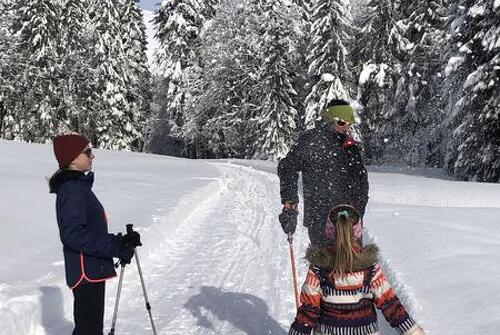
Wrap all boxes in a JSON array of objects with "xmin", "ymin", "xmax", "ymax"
[
  {"xmin": 305, "ymin": 244, "xmax": 379, "ymax": 272},
  {"xmin": 49, "ymin": 170, "xmax": 92, "ymax": 194}
]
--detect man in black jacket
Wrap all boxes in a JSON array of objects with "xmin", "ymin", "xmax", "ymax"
[{"xmin": 277, "ymin": 100, "xmax": 369, "ymax": 246}]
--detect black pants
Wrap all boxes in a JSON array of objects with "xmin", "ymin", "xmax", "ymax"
[
  {"xmin": 72, "ymin": 282, "xmax": 105, "ymax": 335},
  {"xmin": 308, "ymin": 224, "xmax": 328, "ymax": 246}
]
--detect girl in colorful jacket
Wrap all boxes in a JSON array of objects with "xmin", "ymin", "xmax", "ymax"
[{"xmin": 289, "ymin": 204, "xmax": 425, "ymax": 335}]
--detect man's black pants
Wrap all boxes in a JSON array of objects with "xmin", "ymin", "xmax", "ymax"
[
  {"xmin": 72, "ymin": 282, "xmax": 105, "ymax": 335},
  {"xmin": 308, "ymin": 224, "xmax": 328, "ymax": 246}
]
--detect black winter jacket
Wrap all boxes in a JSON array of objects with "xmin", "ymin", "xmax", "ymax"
[{"xmin": 278, "ymin": 122, "xmax": 369, "ymax": 230}]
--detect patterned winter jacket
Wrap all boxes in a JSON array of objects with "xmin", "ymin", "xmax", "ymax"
[
  {"xmin": 289, "ymin": 244, "xmax": 419, "ymax": 335},
  {"xmin": 277, "ymin": 122, "xmax": 369, "ymax": 234},
  {"xmin": 50, "ymin": 170, "xmax": 119, "ymax": 288}
]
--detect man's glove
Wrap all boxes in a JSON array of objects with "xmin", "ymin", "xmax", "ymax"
[
  {"xmin": 279, "ymin": 207, "xmax": 298, "ymax": 235},
  {"xmin": 123, "ymin": 230, "xmax": 142, "ymax": 248}
]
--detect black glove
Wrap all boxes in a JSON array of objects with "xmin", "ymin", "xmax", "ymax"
[
  {"xmin": 279, "ymin": 207, "xmax": 298, "ymax": 235},
  {"xmin": 123, "ymin": 230, "xmax": 142, "ymax": 248},
  {"xmin": 118, "ymin": 244, "xmax": 135, "ymax": 265},
  {"xmin": 112, "ymin": 233, "xmax": 135, "ymax": 265}
]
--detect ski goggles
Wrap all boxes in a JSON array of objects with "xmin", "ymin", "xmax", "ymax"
[
  {"xmin": 323, "ymin": 105, "xmax": 355, "ymax": 124},
  {"xmin": 334, "ymin": 118, "xmax": 349, "ymax": 127}
]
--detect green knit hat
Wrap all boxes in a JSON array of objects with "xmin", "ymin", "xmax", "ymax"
[{"xmin": 322, "ymin": 104, "xmax": 355, "ymax": 124}]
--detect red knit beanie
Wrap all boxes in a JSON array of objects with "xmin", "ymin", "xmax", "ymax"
[{"xmin": 53, "ymin": 135, "xmax": 90, "ymax": 168}]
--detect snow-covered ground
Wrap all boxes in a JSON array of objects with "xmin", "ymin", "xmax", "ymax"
[{"xmin": 0, "ymin": 140, "xmax": 499, "ymax": 335}]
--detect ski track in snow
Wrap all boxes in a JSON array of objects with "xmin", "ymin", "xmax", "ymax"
[
  {"xmin": 106, "ymin": 162, "xmax": 310, "ymax": 335},
  {"xmin": 107, "ymin": 161, "xmax": 408, "ymax": 335},
  {"xmin": 219, "ymin": 162, "xmax": 404, "ymax": 335}
]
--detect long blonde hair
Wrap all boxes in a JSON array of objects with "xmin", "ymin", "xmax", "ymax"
[{"xmin": 332, "ymin": 212, "xmax": 360, "ymax": 278}]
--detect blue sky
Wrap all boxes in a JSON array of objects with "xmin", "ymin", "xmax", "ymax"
[{"xmin": 138, "ymin": 0, "xmax": 159, "ymax": 11}]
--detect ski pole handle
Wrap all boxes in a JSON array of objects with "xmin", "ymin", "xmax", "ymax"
[{"xmin": 126, "ymin": 223, "xmax": 134, "ymax": 234}]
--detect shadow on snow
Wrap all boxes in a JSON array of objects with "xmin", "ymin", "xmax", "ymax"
[{"xmin": 184, "ymin": 286, "xmax": 287, "ymax": 335}]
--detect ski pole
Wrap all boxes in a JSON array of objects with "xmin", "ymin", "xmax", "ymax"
[
  {"xmin": 127, "ymin": 224, "xmax": 158, "ymax": 335},
  {"xmin": 108, "ymin": 263, "xmax": 126, "ymax": 335},
  {"xmin": 287, "ymin": 232, "xmax": 300, "ymax": 311}
]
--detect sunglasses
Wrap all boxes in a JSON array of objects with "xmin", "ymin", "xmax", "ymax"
[
  {"xmin": 82, "ymin": 147, "xmax": 93, "ymax": 158},
  {"xmin": 335, "ymin": 119, "xmax": 349, "ymax": 127}
]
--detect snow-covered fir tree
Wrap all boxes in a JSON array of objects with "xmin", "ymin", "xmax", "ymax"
[
  {"xmin": 291, "ymin": 0, "xmax": 313, "ymax": 132},
  {"xmin": 120, "ymin": 0, "xmax": 151, "ymax": 150},
  {"xmin": 8, "ymin": 0, "xmax": 64, "ymax": 142},
  {"xmin": 292, "ymin": 0, "xmax": 313, "ymax": 19},
  {"xmin": 89, "ymin": 0, "xmax": 146, "ymax": 150},
  {"xmin": 179, "ymin": 0, "xmax": 303, "ymax": 160},
  {"xmin": 201, "ymin": 0, "xmax": 219, "ymax": 19},
  {"xmin": 1, "ymin": 0, "xmax": 93, "ymax": 141},
  {"xmin": 248, "ymin": 0, "xmax": 302, "ymax": 160},
  {"xmin": 305, "ymin": 0, "xmax": 353, "ymax": 127},
  {"xmin": 444, "ymin": 0, "xmax": 500, "ymax": 182},
  {"xmin": 384, "ymin": 0, "xmax": 448, "ymax": 166},
  {"xmin": 1, "ymin": 0, "xmax": 150, "ymax": 149},
  {"xmin": 180, "ymin": 0, "xmax": 261, "ymax": 158},
  {"xmin": 350, "ymin": 0, "xmax": 367, "ymax": 19},
  {"xmin": 154, "ymin": 0, "xmax": 203, "ymax": 138},
  {"xmin": 435, "ymin": 0, "xmax": 463, "ymax": 164},
  {"xmin": 56, "ymin": 0, "xmax": 96, "ymax": 137},
  {"xmin": 0, "ymin": 0, "xmax": 18, "ymax": 139},
  {"xmin": 353, "ymin": 0, "xmax": 408, "ymax": 162}
]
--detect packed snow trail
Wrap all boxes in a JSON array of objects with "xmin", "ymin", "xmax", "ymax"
[
  {"xmin": 105, "ymin": 162, "xmax": 309, "ymax": 335},
  {"xmin": 108, "ymin": 161, "xmax": 407, "ymax": 335}
]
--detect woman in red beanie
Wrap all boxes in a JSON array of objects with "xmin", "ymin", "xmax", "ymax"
[{"xmin": 49, "ymin": 134, "xmax": 141, "ymax": 335}]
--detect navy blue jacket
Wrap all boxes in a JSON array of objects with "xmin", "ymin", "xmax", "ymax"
[{"xmin": 50, "ymin": 170, "xmax": 119, "ymax": 288}]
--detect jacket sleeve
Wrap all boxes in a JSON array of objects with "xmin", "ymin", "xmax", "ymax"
[
  {"xmin": 278, "ymin": 139, "xmax": 304, "ymax": 205},
  {"xmin": 347, "ymin": 144, "xmax": 369, "ymax": 217},
  {"xmin": 289, "ymin": 268, "xmax": 322, "ymax": 335},
  {"xmin": 370, "ymin": 264, "xmax": 417, "ymax": 334},
  {"xmin": 58, "ymin": 187, "xmax": 119, "ymax": 258}
]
